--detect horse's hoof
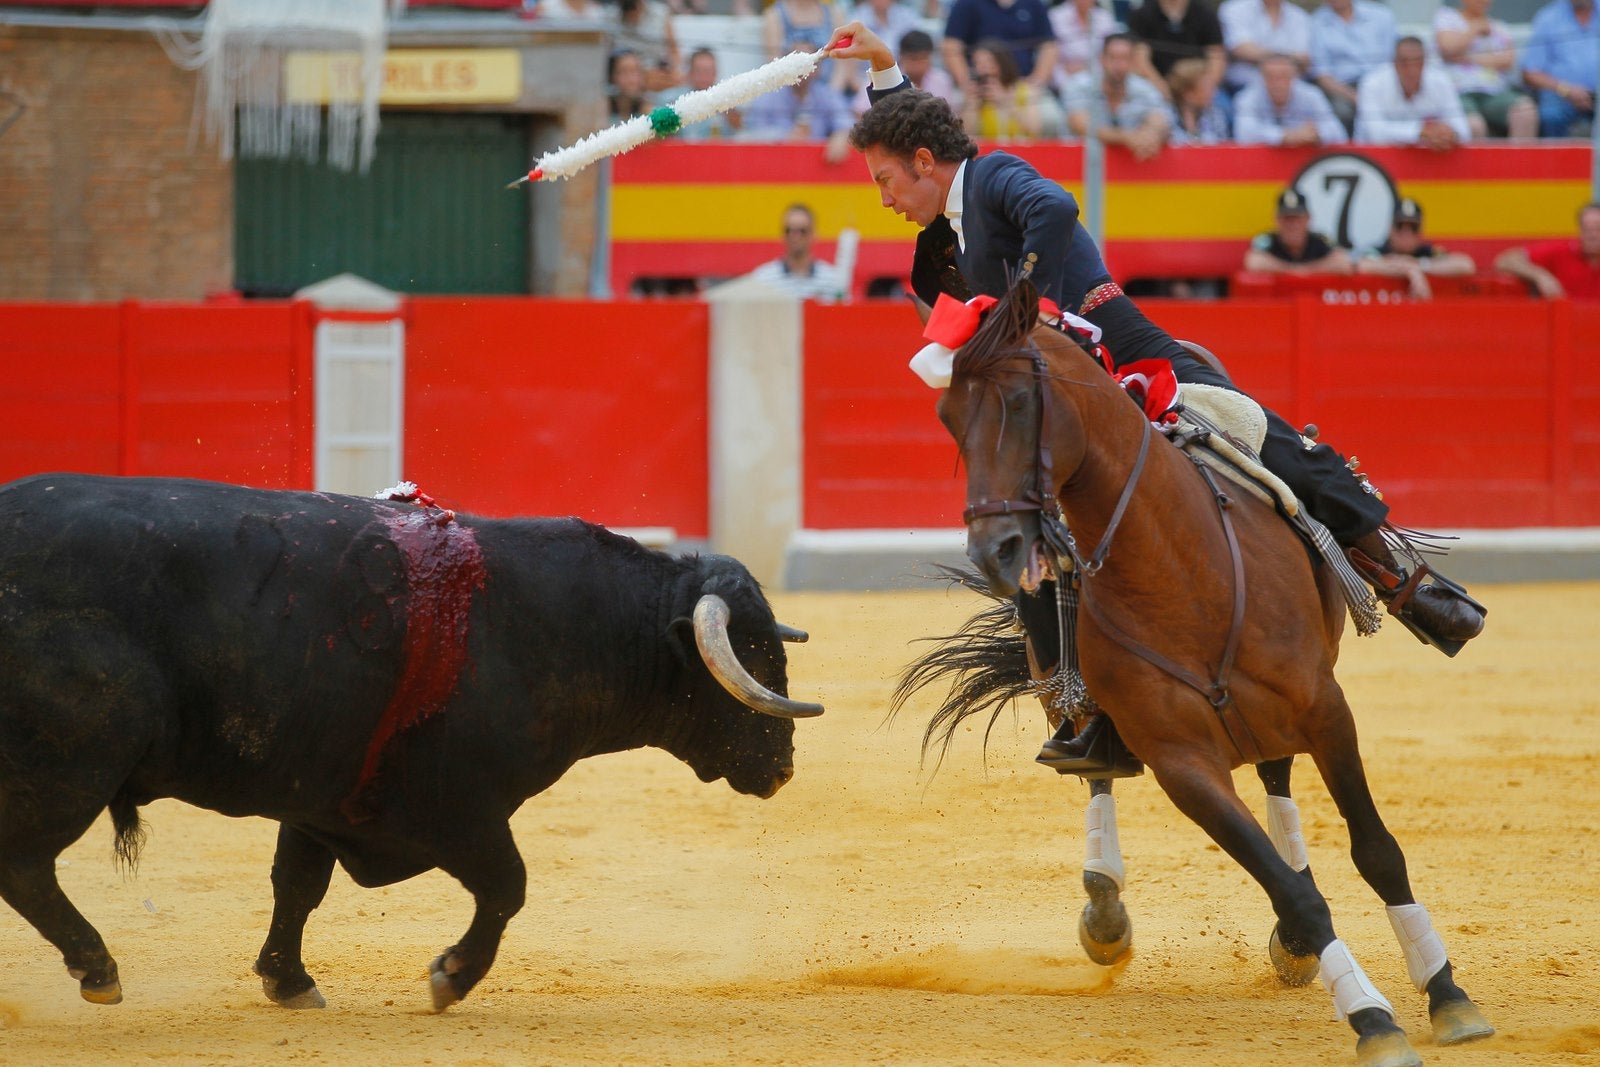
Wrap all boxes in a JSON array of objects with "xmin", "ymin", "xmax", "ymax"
[
  {"xmin": 1078, "ymin": 907, "xmax": 1131, "ymax": 966},
  {"xmin": 79, "ymin": 979, "xmax": 123, "ymax": 1005},
  {"xmin": 1268, "ymin": 924, "xmax": 1319, "ymax": 987},
  {"xmin": 1431, "ymin": 998, "xmax": 1494, "ymax": 1045},
  {"xmin": 1355, "ymin": 1029, "xmax": 1423, "ymax": 1067}
]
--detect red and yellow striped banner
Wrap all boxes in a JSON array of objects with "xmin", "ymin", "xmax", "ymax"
[{"xmin": 611, "ymin": 143, "xmax": 1591, "ymax": 295}]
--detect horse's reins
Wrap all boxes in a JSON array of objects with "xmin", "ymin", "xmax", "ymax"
[{"xmin": 959, "ymin": 337, "xmax": 1265, "ymax": 766}]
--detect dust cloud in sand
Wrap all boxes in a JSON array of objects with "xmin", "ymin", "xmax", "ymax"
[{"xmin": 2, "ymin": 582, "xmax": 1597, "ymax": 1065}]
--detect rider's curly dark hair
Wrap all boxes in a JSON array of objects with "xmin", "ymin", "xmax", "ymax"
[{"xmin": 848, "ymin": 89, "xmax": 978, "ymax": 163}]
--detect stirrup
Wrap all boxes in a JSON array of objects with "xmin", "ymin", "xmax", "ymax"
[
  {"xmin": 1347, "ymin": 550, "xmax": 1486, "ymax": 657},
  {"xmin": 1037, "ymin": 715, "xmax": 1144, "ymax": 780}
]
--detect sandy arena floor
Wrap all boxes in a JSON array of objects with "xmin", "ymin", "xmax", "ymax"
[{"xmin": 1, "ymin": 581, "xmax": 1596, "ymax": 1066}]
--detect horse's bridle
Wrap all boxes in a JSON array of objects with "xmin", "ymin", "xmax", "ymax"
[{"xmin": 959, "ymin": 343, "xmax": 1152, "ymax": 578}]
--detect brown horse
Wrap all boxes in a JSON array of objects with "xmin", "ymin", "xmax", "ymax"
[{"xmin": 932, "ymin": 278, "xmax": 1493, "ymax": 1067}]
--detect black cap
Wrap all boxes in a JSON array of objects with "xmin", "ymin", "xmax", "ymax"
[
  {"xmin": 1393, "ymin": 197, "xmax": 1423, "ymax": 225},
  {"xmin": 1276, "ymin": 188, "xmax": 1309, "ymax": 216}
]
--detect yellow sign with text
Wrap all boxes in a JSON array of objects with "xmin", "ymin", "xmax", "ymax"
[{"xmin": 285, "ymin": 49, "xmax": 521, "ymax": 105}]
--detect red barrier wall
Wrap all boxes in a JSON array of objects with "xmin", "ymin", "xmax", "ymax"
[
  {"xmin": 404, "ymin": 298, "xmax": 711, "ymax": 536},
  {"xmin": 802, "ymin": 299, "xmax": 1600, "ymax": 530},
  {"xmin": 4, "ymin": 298, "xmax": 1596, "ymax": 536},
  {"xmin": 0, "ymin": 301, "xmax": 312, "ymax": 487}
]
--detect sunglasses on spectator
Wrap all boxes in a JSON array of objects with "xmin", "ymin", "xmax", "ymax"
[{"xmin": 785, "ymin": 226, "xmax": 812, "ymax": 235}]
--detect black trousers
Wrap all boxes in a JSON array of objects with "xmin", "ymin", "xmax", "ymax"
[{"xmin": 1084, "ymin": 295, "xmax": 1388, "ymax": 544}]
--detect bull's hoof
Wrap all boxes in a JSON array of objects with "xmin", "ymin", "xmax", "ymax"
[
  {"xmin": 429, "ymin": 952, "xmax": 463, "ymax": 1012},
  {"xmin": 1431, "ymin": 998, "xmax": 1494, "ymax": 1045},
  {"xmin": 1355, "ymin": 1029, "xmax": 1422, "ymax": 1067},
  {"xmin": 1078, "ymin": 906, "xmax": 1132, "ymax": 966},
  {"xmin": 260, "ymin": 976, "xmax": 327, "ymax": 1009},
  {"xmin": 79, "ymin": 979, "xmax": 123, "ymax": 1005},
  {"xmin": 429, "ymin": 969, "xmax": 461, "ymax": 1012},
  {"xmin": 1268, "ymin": 924, "xmax": 1320, "ymax": 987}
]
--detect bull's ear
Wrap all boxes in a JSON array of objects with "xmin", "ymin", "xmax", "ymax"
[{"xmin": 666, "ymin": 615, "xmax": 695, "ymax": 666}]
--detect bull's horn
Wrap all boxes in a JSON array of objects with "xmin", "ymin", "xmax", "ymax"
[
  {"xmin": 693, "ymin": 595, "xmax": 824, "ymax": 719},
  {"xmin": 777, "ymin": 623, "xmax": 809, "ymax": 643}
]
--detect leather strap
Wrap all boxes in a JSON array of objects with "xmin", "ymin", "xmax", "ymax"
[{"xmin": 1078, "ymin": 459, "xmax": 1264, "ymax": 766}]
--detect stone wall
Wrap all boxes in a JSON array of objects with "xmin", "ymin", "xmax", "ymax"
[{"xmin": 0, "ymin": 21, "xmax": 608, "ymax": 301}]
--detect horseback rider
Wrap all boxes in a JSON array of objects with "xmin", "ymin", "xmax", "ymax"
[{"xmin": 824, "ymin": 22, "xmax": 1485, "ymax": 777}]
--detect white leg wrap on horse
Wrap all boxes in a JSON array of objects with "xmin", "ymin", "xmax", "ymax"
[
  {"xmin": 1318, "ymin": 939, "xmax": 1395, "ymax": 1023},
  {"xmin": 1082, "ymin": 792, "xmax": 1125, "ymax": 891},
  {"xmin": 1387, "ymin": 903, "xmax": 1449, "ymax": 992},
  {"xmin": 1265, "ymin": 795, "xmax": 1309, "ymax": 872}
]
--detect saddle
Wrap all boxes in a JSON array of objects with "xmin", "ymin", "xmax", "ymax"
[{"xmin": 1162, "ymin": 385, "xmax": 1383, "ymax": 637}]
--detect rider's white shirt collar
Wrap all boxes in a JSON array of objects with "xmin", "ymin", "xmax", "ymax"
[{"xmin": 945, "ymin": 159, "xmax": 968, "ymax": 252}]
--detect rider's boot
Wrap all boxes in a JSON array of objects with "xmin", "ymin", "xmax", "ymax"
[
  {"xmin": 1346, "ymin": 529, "xmax": 1486, "ymax": 655},
  {"xmin": 1036, "ymin": 714, "xmax": 1144, "ymax": 779}
]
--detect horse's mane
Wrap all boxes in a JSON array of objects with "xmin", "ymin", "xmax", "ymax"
[
  {"xmin": 888, "ymin": 565, "xmax": 1033, "ymax": 773},
  {"xmin": 950, "ymin": 274, "xmax": 1042, "ymax": 380}
]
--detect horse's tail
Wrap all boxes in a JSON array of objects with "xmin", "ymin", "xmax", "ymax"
[{"xmin": 889, "ymin": 566, "xmax": 1035, "ymax": 770}]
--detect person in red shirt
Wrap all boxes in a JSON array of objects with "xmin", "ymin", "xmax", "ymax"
[{"xmin": 1494, "ymin": 202, "xmax": 1600, "ymax": 299}]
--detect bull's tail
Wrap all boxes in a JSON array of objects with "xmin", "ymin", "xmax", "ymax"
[
  {"xmin": 889, "ymin": 566, "xmax": 1033, "ymax": 770},
  {"xmin": 109, "ymin": 793, "xmax": 146, "ymax": 875}
]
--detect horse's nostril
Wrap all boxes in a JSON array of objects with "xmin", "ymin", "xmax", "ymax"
[{"xmin": 996, "ymin": 534, "xmax": 1024, "ymax": 568}]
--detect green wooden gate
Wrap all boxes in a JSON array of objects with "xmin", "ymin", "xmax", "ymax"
[{"xmin": 235, "ymin": 112, "xmax": 530, "ymax": 297}]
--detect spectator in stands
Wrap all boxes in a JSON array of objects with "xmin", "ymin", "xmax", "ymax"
[
  {"xmin": 844, "ymin": 0, "xmax": 923, "ymax": 97},
  {"xmin": 1355, "ymin": 197, "xmax": 1476, "ymax": 300},
  {"xmin": 963, "ymin": 40, "xmax": 1058, "ymax": 139},
  {"xmin": 1308, "ymin": 0, "xmax": 1396, "ymax": 134},
  {"xmin": 852, "ymin": 29, "xmax": 961, "ymax": 114},
  {"xmin": 1433, "ymin": 0, "xmax": 1538, "ymax": 139},
  {"xmin": 766, "ymin": 0, "xmax": 847, "ymax": 92},
  {"xmin": 1519, "ymin": 0, "xmax": 1598, "ymax": 138},
  {"xmin": 1127, "ymin": 0, "xmax": 1226, "ymax": 104},
  {"xmin": 543, "ymin": 0, "xmax": 606, "ymax": 18},
  {"xmin": 1355, "ymin": 36, "xmax": 1470, "ymax": 148},
  {"xmin": 1244, "ymin": 188, "xmax": 1353, "ymax": 274},
  {"xmin": 744, "ymin": 43, "xmax": 856, "ymax": 162},
  {"xmin": 1233, "ymin": 52, "xmax": 1346, "ymax": 145},
  {"xmin": 1065, "ymin": 32, "xmax": 1172, "ymax": 160},
  {"xmin": 942, "ymin": 0, "xmax": 1059, "ymax": 102},
  {"xmin": 1218, "ymin": 0, "xmax": 1310, "ymax": 95},
  {"xmin": 1050, "ymin": 0, "xmax": 1121, "ymax": 90},
  {"xmin": 608, "ymin": 49, "xmax": 653, "ymax": 120},
  {"xmin": 1494, "ymin": 203, "xmax": 1600, "ymax": 299},
  {"xmin": 748, "ymin": 203, "xmax": 847, "ymax": 300},
  {"xmin": 1166, "ymin": 56, "xmax": 1232, "ymax": 143},
  {"xmin": 668, "ymin": 49, "xmax": 743, "ymax": 140},
  {"xmin": 614, "ymin": 0, "xmax": 682, "ymax": 92}
]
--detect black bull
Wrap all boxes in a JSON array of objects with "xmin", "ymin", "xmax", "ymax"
[{"xmin": 0, "ymin": 474, "xmax": 822, "ymax": 1011}]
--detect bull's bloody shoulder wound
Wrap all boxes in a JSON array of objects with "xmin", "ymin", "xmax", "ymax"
[{"xmin": 343, "ymin": 508, "xmax": 487, "ymax": 820}]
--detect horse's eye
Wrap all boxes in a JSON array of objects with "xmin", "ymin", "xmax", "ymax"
[{"xmin": 1005, "ymin": 390, "xmax": 1032, "ymax": 418}]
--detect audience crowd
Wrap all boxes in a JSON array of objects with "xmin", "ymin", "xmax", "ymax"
[
  {"xmin": 579, "ymin": 0, "xmax": 1594, "ymax": 149},
  {"xmin": 564, "ymin": 0, "xmax": 1597, "ymax": 298}
]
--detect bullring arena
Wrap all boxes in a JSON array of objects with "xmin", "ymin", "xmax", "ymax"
[{"xmin": 2, "ymin": 579, "xmax": 1596, "ymax": 1065}]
